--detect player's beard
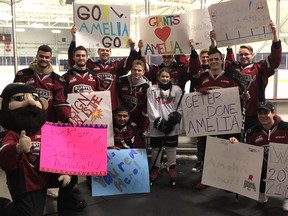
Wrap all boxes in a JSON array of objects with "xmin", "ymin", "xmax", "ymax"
[
  {"xmin": 0, "ymin": 106, "xmax": 46, "ymax": 134},
  {"xmin": 76, "ymin": 61, "xmax": 86, "ymax": 67}
]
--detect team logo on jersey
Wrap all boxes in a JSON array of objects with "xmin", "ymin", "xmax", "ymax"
[
  {"xmin": 59, "ymin": 77, "xmax": 66, "ymax": 83},
  {"xmin": 88, "ymin": 74, "xmax": 95, "ymax": 81},
  {"xmin": 72, "ymin": 84, "xmax": 92, "ymax": 93},
  {"xmin": 275, "ymin": 136, "xmax": 285, "ymax": 139},
  {"xmin": 156, "ymin": 95, "xmax": 175, "ymax": 104},
  {"xmin": 121, "ymin": 86, "xmax": 129, "ymax": 91},
  {"xmin": 202, "ymin": 78, "xmax": 209, "ymax": 85},
  {"xmin": 240, "ymin": 74, "xmax": 256, "ymax": 89},
  {"xmin": 26, "ymin": 78, "xmax": 35, "ymax": 85},
  {"xmin": 69, "ymin": 77, "xmax": 77, "ymax": 84},
  {"xmin": 255, "ymin": 135, "xmax": 264, "ymax": 143},
  {"xmin": 97, "ymin": 73, "xmax": 113, "ymax": 90},
  {"xmin": 123, "ymin": 95, "xmax": 138, "ymax": 112},
  {"xmin": 36, "ymin": 88, "xmax": 51, "ymax": 100}
]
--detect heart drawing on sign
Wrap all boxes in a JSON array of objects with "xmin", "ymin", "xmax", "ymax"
[
  {"xmin": 256, "ymin": 2, "xmax": 265, "ymax": 14},
  {"xmin": 154, "ymin": 26, "xmax": 171, "ymax": 42}
]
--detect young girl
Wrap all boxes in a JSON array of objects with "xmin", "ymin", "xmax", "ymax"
[{"xmin": 147, "ymin": 67, "xmax": 183, "ymax": 186}]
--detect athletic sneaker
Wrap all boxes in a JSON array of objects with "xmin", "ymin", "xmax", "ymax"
[
  {"xmin": 191, "ymin": 162, "xmax": 203, "ymax": 173},
  {"xmin": 283, "ymin": 199, "xmax": 288, "ymax": 211},
  {"xmin": 191, "ymin": 155, "xmax": 198, "ymax": 161},
  {"xmin": 150, "ymin": 166, "xmax": 159, "ymax": 182}
]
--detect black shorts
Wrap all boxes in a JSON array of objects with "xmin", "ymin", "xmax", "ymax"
[{"xmin": 150, "ymin": 135, "xmax": 178, "ymax": 148}]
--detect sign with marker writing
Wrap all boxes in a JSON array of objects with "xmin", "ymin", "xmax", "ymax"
[
  {"xmin": 74, "ymin": 4, "xmax": 130, "ymax": 48},
  {"xmin": 139, "ymin": 13, "xmax": 190, "ymax": 56},
  {"xmin": 202, "ymin": 136, "xmax": 263, "ymax": 201},
  {"xmin": 40, "ymin": 122, "xmax": 107, "ymax": 175},
  {"xmin": 187, "ymin": 8, "xmax": 213, "ymax": 49},
  {"xmin": 266, "ymin": 142, "xmax": 288, "ymax": 198},
  {"xmin": 67, "ymin": 91, "xmax": 114, "ymax": 146},
  {"xmin": 182, "ymin": 87, "xmax": 242, "ymax": 137},
  {"xmin": 208, "ymin": 0, "xmax": 272, "ymax": 47},
  {"xmin": 92, "ymin": 149, "xmax": 150, "ymax": 196}
]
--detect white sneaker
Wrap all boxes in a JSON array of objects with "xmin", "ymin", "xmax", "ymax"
[
  {"xmin": 282, "ymin": 199, "xmax": 288, "ymax": 211},
  {"xmin": 258, "ymin": 192, "xmax": 268, "ymax": 204},
  {"xmin": 191, "ymin": 162, "xmax": 203, "ymax": 173},
  {"xmin": 47, "ymin": 188, "xmax": 59, "ymax": 199},
  {"xmin": 191, "ymin": 155, "xmax": 198, "ymax": 161}
]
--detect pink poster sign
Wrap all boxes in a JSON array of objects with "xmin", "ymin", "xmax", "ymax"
[{"xmin": 40, "ymin": 122, "xmax": 107, "ymax": 176}]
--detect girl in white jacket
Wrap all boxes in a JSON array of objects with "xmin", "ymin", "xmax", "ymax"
[{"xmin": 147, "ymin": 67, "xmax": 183, "ymax": 186}]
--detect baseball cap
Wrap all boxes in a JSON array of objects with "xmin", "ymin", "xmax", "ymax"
[{"xmin": 258, "ymin": 101, "xmax": 274, "ymax": 111}]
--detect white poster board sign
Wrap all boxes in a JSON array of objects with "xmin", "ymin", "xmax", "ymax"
[
  {"xmin": 182, "ymin": 87, "xmax": 242, "ymax": 137},
  {"xmin": 208, "ymin": 0, "xmax": 272, "ymax": 47},
  {"xmin": 139, "ymin": 13, "xmax": 190, "ymax": 56},
  {"xmin": 266, "ymin": 142, "xmax": 288, "ymax": 198},
  {"xmin": 202, "ymin": 136, "xmax": 263, "ymax": 201},
  {"xmin": 187, "ymin": 8, "xmax": 213, "ymax": 49},
  {"xmin": 74, "ymin": 4, "xmax": 131, "ymax": 49},
  {"xmin": 67, "ymin": 91, "xmax": 114, "ymax": 146}
]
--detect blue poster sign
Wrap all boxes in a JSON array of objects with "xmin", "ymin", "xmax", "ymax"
[{"xmin": 92, "ymin": 149, "xmax": 150, "ymax": 196}]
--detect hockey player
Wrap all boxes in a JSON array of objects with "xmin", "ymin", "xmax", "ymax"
[
  {"xmin": 113, "ymin": 104, "xmax": 145, "ymax": 149},
  {"xmin": 117, "ymin": 59, "xmax": 150, "ymax": 136},
  {"xmin": 62, "ymin": 45, "xmax": 103, "ymax": 93},
  {"xmin": 147, "ymin": 67, "xmax": 183, "ymax": 186}
]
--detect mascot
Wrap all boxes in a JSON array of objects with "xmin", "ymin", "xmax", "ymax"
[{"xmin": 0, "ymin": 83, "xmax": 86, "ymax": 215}]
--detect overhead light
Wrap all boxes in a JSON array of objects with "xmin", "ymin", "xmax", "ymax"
[
  {"xmin": 65, "ymin": 0, "xmax": 74, "ymax": 4},
  {"xmin": 52, "ymin": 29, "xmax": 61, "ymax": 34},
  {"xmin": 55, "ymin": 17, "xmax": 70, "ymax": 23},
  {"xmin": 31, "ymin": 23, "xmax": 44, "ymax": 28},
  {"xmin": 15, "ymin": 28, "xmax": 25, "ymax": 32},
  {"xmin": 0, "ymin": 14, "xmax": 12, "ymax": 21}
]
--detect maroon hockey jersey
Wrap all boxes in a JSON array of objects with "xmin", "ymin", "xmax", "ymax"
[
  {"xmin": 117, "ymin": 75, "xmax": 150, "ymax": 133},
  {"xmin": 62, "ymin": 68, "xmax": 104, "ymax": 93}
]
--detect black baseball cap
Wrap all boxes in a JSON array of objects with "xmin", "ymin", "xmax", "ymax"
[{"xmin": 258, "ymin": 101, "xmax": 274, "ymax": 111}]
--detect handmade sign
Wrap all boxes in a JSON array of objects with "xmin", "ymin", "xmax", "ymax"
[
  {"xmin": 202, "ymin": 136, "xmax": 263, "ymax": 201},
  {"xmin": 67, "ymin": 91, "xmax": 114, "ymax": 146},
  {"xmin": 92, "ymin": 149, "xmax": 150, "ymax": 196},
  {"xmin": 182, "ymin": 87, "xmax": 242, "ymax": 137},
  {"xmin": 266, "ymin": 142, "xmax": 288, "ymax": 198},
  {"xmin": 208, "ymin": 0, "xmax": 272, "ymax": 47},
  {"xmin": 74, "ymin": 4, "xmax": 130, "ymax": 48},
  {"xmin": 187, "ymin": 8, "xmax": 213, "ymax": 49},
  {"xmin": 139, "ymin": 13, "xmax": 190, "ymax": 55},
  {"xmin": 40, "ymin": 123, "xmax": 107, "ymax": 175}
]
